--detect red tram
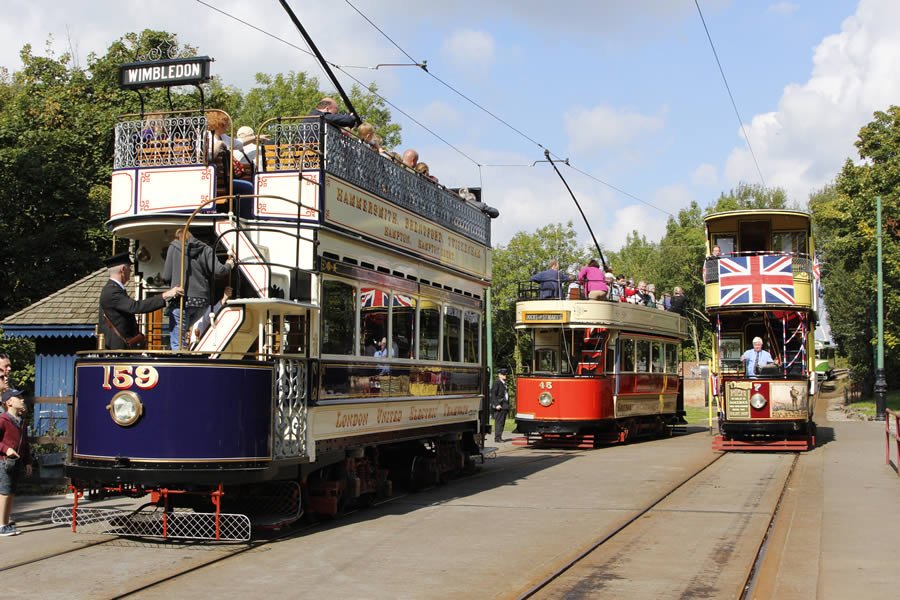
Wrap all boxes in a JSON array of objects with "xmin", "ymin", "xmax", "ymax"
[{"xmin": 514, "ymin": 285, "xmax": 689, "ymax": 446}]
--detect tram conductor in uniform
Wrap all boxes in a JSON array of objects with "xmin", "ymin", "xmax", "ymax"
[
  {"xmin": 99, "ymin": 252, "xmax": 183, "ymax": 350},
  {"xmin": 491, "ymin": 368, "xmax": 510, "ymax": 443}
]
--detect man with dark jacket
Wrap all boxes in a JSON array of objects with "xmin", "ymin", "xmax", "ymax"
[
  {"xmin": 530, "ymin": 259, "xmax": 570, "ymax": 299},
  {"xmin": 490, "ymin": 368, "xmax": 510, "ymax": 443},
  {"xmin": 308, "ymin": 97, "xmax": 359, "ymax": 128},
  {"xmin": 669, "ymin": 286, "xmax": 687, "ymax": 315},
  {"xmin": 163, "ymin": 229, "xmax": 235, "ymax": 350},
  {"xmin": 99, "ymin": 252, "xmax": 183, "ymax": 350}
]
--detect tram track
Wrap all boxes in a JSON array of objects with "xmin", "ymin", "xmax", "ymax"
[
  {"xmin": 517, "ymin": 450, "xmax": 801, "ymax": 599},
  {"xmin": 107, "ymin": 444, "xmax": 558, "ymax": 599},
  {"xmin": 2, "ymin": 443, "xmax": 553, "ymax": 598}
]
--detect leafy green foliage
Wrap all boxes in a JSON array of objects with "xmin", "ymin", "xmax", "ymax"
[
  {"xmin": 810, "ymin": 107, "xmax": 900, "ymax": 390},
  {"xmin": 0, "ymin": 31, "xmax": 399, "ymax": 321}
]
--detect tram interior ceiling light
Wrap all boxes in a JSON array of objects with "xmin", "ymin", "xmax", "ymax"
[
  {"xmin": 750, "ymin": 393, "xmax": 767, "ymax": 410},
  {"xmin": 539, "ymin": 392, "xmax": 554, "ymax": 407}
]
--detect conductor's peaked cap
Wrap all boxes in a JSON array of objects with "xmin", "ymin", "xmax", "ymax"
[{"xmin": 104, "ymin": 252, "xmax": 132, "ymax": 268}]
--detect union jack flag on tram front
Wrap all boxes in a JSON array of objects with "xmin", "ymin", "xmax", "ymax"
[
  {"xmin": 703, "ymin": 209, "xmax": 818, "ymax": 451},
  {"xmin": 718, "ymin": 254, "xmax": 795, "ymax": 305}
]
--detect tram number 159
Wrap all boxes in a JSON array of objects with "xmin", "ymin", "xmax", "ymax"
[{"xmin": 101, "ymin": 365, "xmax": 160, "ymax": 391}]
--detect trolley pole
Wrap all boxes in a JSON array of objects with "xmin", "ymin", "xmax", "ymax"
[{"xmin": 874, "ymin": 196, "xmax": 887, "ymax": 420}]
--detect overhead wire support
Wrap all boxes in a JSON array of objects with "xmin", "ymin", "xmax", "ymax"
[
  {"xmin": 541, "ymin": 150, "xmax": 608, "ymax": 272},
  {"xmin": 278, "ymin": 0, "xmax": 362, "ymax": 125},
  {"xmin": 694, "ymin": 0, "xmax": 767, "ymax": 189}
]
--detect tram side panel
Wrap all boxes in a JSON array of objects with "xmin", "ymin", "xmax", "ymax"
[{"xmin": 516, "ymin": 377, "xmax": 614, "ymax": 435}]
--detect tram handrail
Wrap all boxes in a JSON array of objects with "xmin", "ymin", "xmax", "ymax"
[{"xmin": 885, "ymin": 409, "xmax": 900, "ymax": 476}]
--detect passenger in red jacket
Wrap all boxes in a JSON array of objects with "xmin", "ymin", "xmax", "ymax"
[{"xmin": 0, "ymin": 388, "xmax": 31, "ymax": 536}]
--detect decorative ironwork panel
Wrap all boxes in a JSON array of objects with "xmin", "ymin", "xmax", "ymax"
[
  {"xmin": 324, "ymin": 125, "xmax": 490, "ymax": 246},
  {"xmin": 258, "ymin": 119, "xmax": 322, "ymax": 171},
  {"xmin": 704, "ymin": 258, "xmax": 719, "ymax": 283},
  {"xmin": 51, "ymin": 506, "xmax": 251, "ymax": 542},
  {"xmin": 273, "ymin": 358, "xmax": 308, "ymax": 459},
  {"xmin": 114, "ymin": 114, "xmax": 207, "ymax": 169}
]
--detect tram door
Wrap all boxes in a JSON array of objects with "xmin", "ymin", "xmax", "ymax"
[{"xmin": 740, "ymin": 220, "xmax": 770, "ymax": 252}]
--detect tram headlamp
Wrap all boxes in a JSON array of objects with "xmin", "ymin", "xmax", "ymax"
[
  {"xmin": 750, "ymin": 393, "xmax": 767, "ymax": 410},
  {"xmin": 107, "ymin": 391, "xmax": 143, "ymax": 427},
  {"xmin": 538, "ymin": 392, "xmax": 554, "ymax": 407}
]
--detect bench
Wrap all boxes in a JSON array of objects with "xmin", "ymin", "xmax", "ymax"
[{"xmin": 260, "ymin": 143, "xmax": 320, "ymax": 172}]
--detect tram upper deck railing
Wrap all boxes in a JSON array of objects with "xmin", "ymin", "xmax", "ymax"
[
  {"xmin": 514, "ymin": 296, "xmax": 689, "ymax": 340},
  {"xmin": 704, "ymin": 250, "xmax": 814, "ymax": 310},
  {"xmin": 111, "ymin": 112, "xmax": 491, "ymax": 247}
]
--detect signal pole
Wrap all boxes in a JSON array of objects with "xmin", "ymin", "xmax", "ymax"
[{"xmin": 874, "ymin": 196, "xmax": 886, "ymax": 420}]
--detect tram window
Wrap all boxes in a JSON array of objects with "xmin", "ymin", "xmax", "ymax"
[
  {"xmin": 620, "ymin": 338, "xmax": 635, "ymax": 372},
  {"xmin": 463, "ymin": 311, "xmax": 479, "ymax": 363},
  {"xmin": 444, "ymin": 306, "xmax": 462, "ymax": 362},
  {"xmin": 606, "ymin": 344, "xmax": 616, "ymax": 373},
  {"xmin": 635, "ymin": 340, "xmax": 651, "ymax": 373},
  {"xmin": 651, "ymin": 341, "xmax": 664, "ymax": 373},
  {"xmin": 535, "ymin": 348, "xmax": 558, "ymax": 373},
  {"xmin": 714, "ymin": 236, "xmax": 735, "ymax": 255},
  {"xmin": 392, "ymin": 294, "xmax": 416, "ymax": 359},
  {"xmin": 284, "ymin": 314, "xmax": 306, "ymax": 355},
  {"xmin": 322, "ymin": 280, "xmax": 356, "ymax": 355},
  {"xmin": 419, "ymin": 300, "xmax": 440, "ymax": 360},
  {"xmin": 772, "ymin": 231, "xmax": 807, "ymax": 255},
  {"xmin": 360, "ymin": 286, "xmax": 389, "ymax": 356},
  {"xmin": 665, "ymin": 343, "xmax": 678, "ymax": 373}
]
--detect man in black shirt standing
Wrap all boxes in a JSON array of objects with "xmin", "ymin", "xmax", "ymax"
[
  {"xmin": 308, "ymin": 97, "xmax": 359, "ymax": 128},
  {"xmin": 490, "ymin": 368, "xmax": 510, "ymax": 443}
]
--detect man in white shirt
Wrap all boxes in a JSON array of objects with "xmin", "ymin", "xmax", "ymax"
[{"xmin": 741, "ymin": 337, "xmax": 779, "ymax": 377}]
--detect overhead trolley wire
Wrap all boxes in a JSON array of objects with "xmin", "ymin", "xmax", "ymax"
[
  {"xmin": 199, "ymin": 0, "xmax": 673, "ymax": 216},
  {"xmin": 694, "ymin": 0, "xmax": 767, "ymax": 189}
]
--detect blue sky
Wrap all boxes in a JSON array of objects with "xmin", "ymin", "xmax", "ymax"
[{"xmin": 3, "ymin": 1, "xmax": 896, "ymax": 250}]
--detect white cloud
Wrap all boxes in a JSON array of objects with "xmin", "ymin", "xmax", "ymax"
[
  {"xmin": 440, "ymin": 29, "xmax": 496, "ymax": 76},
  {"xmin": 604, "ymin": 204, "xmax": 669, "ymax": 250},
  {"xmin": 419, "ymin": 101, "xmax": 463, "ymax": 130},
  {"xmin": 767, "ymin": 2, "xmax": 799, "ymax": 16},
  {"xmin": 565, "ymin": 105, "xmax": 664, "ymax": 155},
  {"xmin": 724, "ymin": 0, "xmax": 900, "ymax": 205},
  {"xmin": 692, "ymin": 163, "xmax": 718, "ymax": 186}
]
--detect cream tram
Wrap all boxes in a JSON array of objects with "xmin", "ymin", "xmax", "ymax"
[
  {"xmin": 57, "ymin": 51, "xmax": 496, "ymax": 540},
  {"xmin": 704, "ymin": 209, "xmax": 817, "ymax": 451}
]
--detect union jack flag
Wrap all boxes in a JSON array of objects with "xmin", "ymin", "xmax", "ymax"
[
  {"xmin": 360, "ymin": 288, "xmax": 415, "ymax": 308},
  {"xmin": 360, "ymin": 288, "xmax": 388, "ymax": 308},
  {"xmin": 719, "ymin": 255, "xmax": 795, "ymax": 305}
]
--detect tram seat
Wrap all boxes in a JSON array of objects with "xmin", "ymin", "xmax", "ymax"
[
  {"xmin": 138, "ymin": 138, "xmax": 197, "ymax": 167},
  {"xmin": 261, "ymin": 143, "xmax": 320, "ymax": 172}
]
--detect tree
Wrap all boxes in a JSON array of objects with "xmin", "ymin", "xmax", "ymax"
[
  {"xmin": 238, "ymin": 75, "xmax": 401, "ymax": 148},
  {"xmin": 810, "ymin": 107, "xmax": 900, "ymax": 390},
  {"xmin": 709, "ymin": 182, "xmax": 792, "ymax": 212}
]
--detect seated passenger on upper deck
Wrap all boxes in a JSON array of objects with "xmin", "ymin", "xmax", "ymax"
[
  {"xmin": 308, "ymin": 97, "xmax": 359, "ymax": 128},
  {"xmin": 402, "ymin": 149, "xmax": 419, "ymax": 169},
  {"xmin": 530, "ymin": 260, "xmax": 571, "ymax": 299},
  {"xmin": 206, "ymin": 111, "xmax": 253, "ymax": 196}
]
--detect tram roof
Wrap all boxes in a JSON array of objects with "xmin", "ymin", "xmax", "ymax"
[
  {"xmin": 515, "ymin": 300, "xmax": 689, "ymax": 340},
  {"xmin": 704, "ymin": 208, "xmax": 811, "ymax": 225}
]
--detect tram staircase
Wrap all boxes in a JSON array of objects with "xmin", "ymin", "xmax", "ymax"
[{"xmin": 191, "ymin": 219, "xmax": 315, "ymax": 356}]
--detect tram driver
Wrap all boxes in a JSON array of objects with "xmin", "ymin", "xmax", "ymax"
[{"xmin": 741, "ymin": 337, "xmax": 780, "ymax": 378}]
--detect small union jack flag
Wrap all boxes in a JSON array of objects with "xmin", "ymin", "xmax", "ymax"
[
  {"xmin": 361, "ymin": 288, "xmax": 415, "ymax": 308},
  {"xmin": 360, "ymin": 288, "xmax": 388, "ymax": 308},
  {"xmin": 719, "ymin": 255, "xmax": 795, "ymax": 305}
]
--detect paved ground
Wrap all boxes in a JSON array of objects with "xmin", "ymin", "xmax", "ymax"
[{"xmin": 3, "ymin": 383, "xmax": 898, "ymax": 599}]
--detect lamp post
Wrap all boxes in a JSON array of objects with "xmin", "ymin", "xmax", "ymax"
[{"xmin": 874, "ymin": 196, "xmax": 886, "ymax": 421}]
